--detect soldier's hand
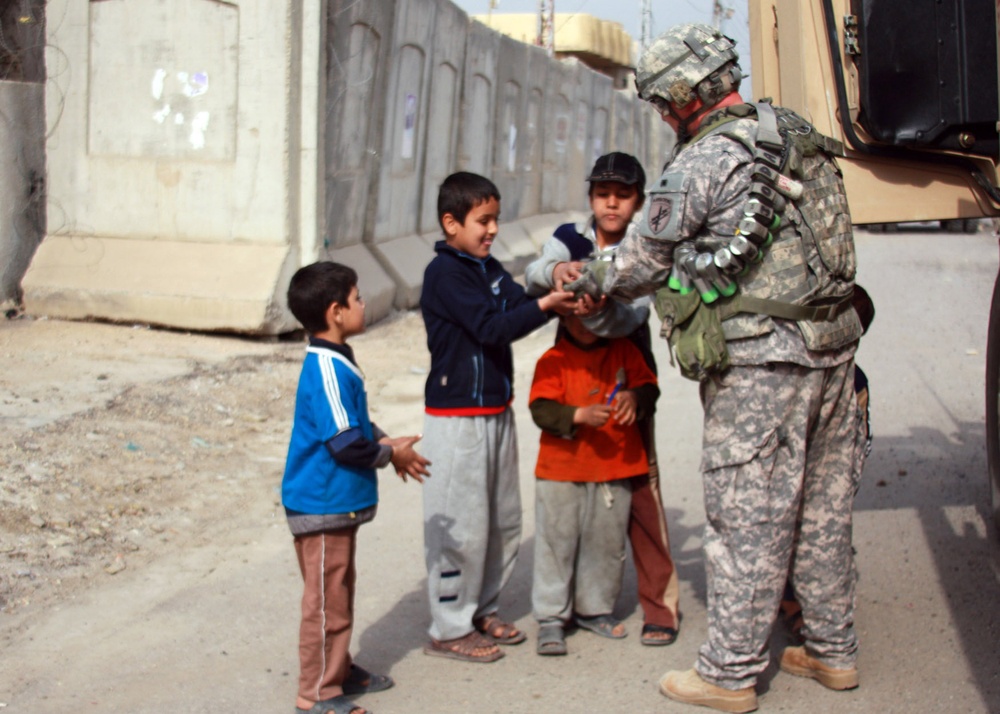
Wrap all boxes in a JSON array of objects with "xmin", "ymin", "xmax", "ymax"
[{"xmin": 564, "ymin": 259, "xmax": 609, "ymax": 301}]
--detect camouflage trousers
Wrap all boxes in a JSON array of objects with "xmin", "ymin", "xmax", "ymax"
[{"xmin": 694, "ymin": 360, "xmax": 860, "ymax": 690}]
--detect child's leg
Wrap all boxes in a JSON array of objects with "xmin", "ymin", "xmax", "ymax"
[
  {"xmin": 294, "ymin": 527, "xmax": 357, "ymax": 706},
  {"xmin": 532, "ymin": 479, "xmax": 583, "ymax": 625},
  {"xmin": 477, "ymin": 409, "xmax": 522, "ymax": 620},
  {"xmin": 575, "ymin": 480, "xmax": 631, "ymax": 618},
  {"xmin": 423, "ymin": 414, "xmax": 521, "ymax": 642},
  {"xmin": 629, "ymin": 416, "xmax": 681, "ymax": 630}
]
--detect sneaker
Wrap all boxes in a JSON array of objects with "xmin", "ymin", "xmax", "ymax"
[
  {"xmin": 659, "ymin": 669, "xmax": 758, "ymax": 713},
  {"xmin": 780, "ymin": 646, "xmax": 859, "ymax": 690}
]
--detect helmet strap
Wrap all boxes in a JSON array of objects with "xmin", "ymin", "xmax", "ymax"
[{"xmin": 671, "ymin": 101, "xmax": 721, "ymax": 144}]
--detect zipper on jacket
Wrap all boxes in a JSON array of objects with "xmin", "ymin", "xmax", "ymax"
[{"xmin": 470, "ymin": 353, "xmax": 482, "ymax": 404}]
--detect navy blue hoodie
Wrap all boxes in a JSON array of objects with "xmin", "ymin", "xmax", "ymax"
[{"xmin": 421, "ymin": 240, "xmax": 550, "ymax": 413}]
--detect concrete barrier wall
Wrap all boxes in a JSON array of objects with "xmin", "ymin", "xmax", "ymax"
[
  {"xmin": 0, "ymin": 81, "xmax": 45, "ymax": 311},
  {"xmin": 22, "ymin": 0, "xmax": 673, "ymax": 333}
]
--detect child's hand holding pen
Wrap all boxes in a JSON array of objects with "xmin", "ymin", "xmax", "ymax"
[
  {"xmin": 609, "ymin": 390, "xmax": 638, "ymax": 426},
  {"xmin": 574, "ymin": 402, "xmax": 612, "ymax": 427},
  {"xmin": 606, "ymin": 367, "xmax": 637, "ymax": 425}
]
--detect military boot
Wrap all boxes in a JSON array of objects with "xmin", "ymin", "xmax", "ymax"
[
  {"xmin": 779, "ymin": 645, "xmax": 859, "ymax": 690},
  {"xmin": 659, "ymin": 669, "xmax": 758, "ymax": 713}
]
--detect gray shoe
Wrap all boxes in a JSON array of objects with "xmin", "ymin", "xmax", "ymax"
[{"xmin": 536, "ymin": 623, "xmax": 567, "ymax": 656}]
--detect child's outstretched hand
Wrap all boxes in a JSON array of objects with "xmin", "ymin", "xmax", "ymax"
[
  {"xmin": 382, "ymin": 435, "xmax": 431, "ymax": 483},
  {"xmin": 538, "ymin": 289, "xmax": 577, "ymax": 315},
  {"xmin": 575, "ymin": 293, "xmax": 608, "ymax": 317},
  {"xmin": 611, "ymin": 390, "xmax": 638, "ymax": 426},
  {"xmin": 552, "ymin": 261, "xmax": 585, "ymax": 291},
  {"xmin": 574, "ymin": 403, "xmax": 612, "ymax": 428}
]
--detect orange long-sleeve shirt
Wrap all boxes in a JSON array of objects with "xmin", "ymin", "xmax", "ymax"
[{"xmin": 529, "ymin": 337, "xmax": 657, "ymax": 482}]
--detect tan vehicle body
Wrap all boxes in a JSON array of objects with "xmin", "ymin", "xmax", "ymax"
[
  {"xmin": 747, "ymin": 0, "xmax": 1000, "ymax": 529},
  {"xmin": 748, "ymin": 0, "xmax": 1000, "ymax": 225}
]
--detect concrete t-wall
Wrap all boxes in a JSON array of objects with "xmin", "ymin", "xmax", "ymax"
[
  {"xmin": 0, "ymin": 81, "xmax": 45, "ymax": 310},
  {"xmin": 20, "ymin": 0, "xmax": 672, "ymax": 334}
]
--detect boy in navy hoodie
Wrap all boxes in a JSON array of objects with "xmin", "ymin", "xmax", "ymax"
[
  {"xmin": 419, "ymin": 172, "xmax": 576, "ymax": 663},
  {"xmin": 283, "ymin": 261, "xmax": 430, "ymax": 714}
]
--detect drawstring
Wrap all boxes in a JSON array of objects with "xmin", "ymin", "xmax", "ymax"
[{"xmin": 600, "ymin": 482, "xmax": 614, "ymax": 509}]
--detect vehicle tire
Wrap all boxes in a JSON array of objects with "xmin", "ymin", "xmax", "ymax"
[
  {"xmin": 943, "ymin": 219, "xmax": 964, "ymax": 233},
  {"xmin": 985, "ymin": 269, "xmax": 1000, "ymax": 537},
  {"xmin": 963, "ymin": 218, "xmax": 978, "ymax": 234}
]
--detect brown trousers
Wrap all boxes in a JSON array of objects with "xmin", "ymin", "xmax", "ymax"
[
  {"xmin": 631, "ymin": 417, "xmax": 681, "ymax": 628},
  {"xmin": 294, "ymin": 527, "xmax": 357, "ymax": 703}
]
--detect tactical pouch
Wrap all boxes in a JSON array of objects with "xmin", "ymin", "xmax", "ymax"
[
  {"xmin": 797, "ymin": 305, "xmax": 862, "ymax": 352},
  {"xmin": 654, "ymin": 286, "xmax": 730, "ymax": 382}
]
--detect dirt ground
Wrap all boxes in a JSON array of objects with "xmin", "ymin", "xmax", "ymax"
[
  {"xmin": 4, "ymin": 231, "xmax": 1000, "ymax": 713},
  {"xmin": 0, "ymin": 311, "xmax": 430, "ymax": 632}
]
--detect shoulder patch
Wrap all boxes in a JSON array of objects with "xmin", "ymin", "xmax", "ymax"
[
  {"xmin": 642, "ymin": 172, "xmax": 688, "ymax": 239},
  {"xmin": 648, "ymin": 196, "xmax": 674, "ymax": 234}
]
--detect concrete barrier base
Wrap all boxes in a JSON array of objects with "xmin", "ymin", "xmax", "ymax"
[
  {"xmin": 323, "ymin": 243, "xmax": 399, "ymax": 325},
  {"xmin": 23, "ymin": 236, "xmax": 298, "ymax": 334},
  {"xmin": 371, "ymin": 234, "xmax": 436, "ymax": 310}
]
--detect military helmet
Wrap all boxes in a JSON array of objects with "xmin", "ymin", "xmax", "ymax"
[{"xmin": 635, "ymin": 23, "xmax": 739, "ymax": 109}]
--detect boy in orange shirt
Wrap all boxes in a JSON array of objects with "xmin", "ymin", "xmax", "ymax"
[{"xmin": 528, "ymin": 312, "xmax": 659, "ymax": 655}]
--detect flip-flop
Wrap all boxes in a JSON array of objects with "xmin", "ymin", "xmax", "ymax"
[
  {"xmin": 641, "ymin": 623, "xmax": 678, "ymax": 646},
  {"xmin": 295, "ymin": 694, "xmax": 369, "ymax": 714},
  {"xmin": 343, "ymin": 663, "xmax": 394, "ymax": 695},
  {"xmin": 574, "ymin": 614, "xmax": 627, "ymax": 639},
  {"xmin": 536, "ymin": 624, "xmax": 567, "ymax": 656},
  {"xmin": 423, "ymin": 631, "xmax": 504, "ymax": 663},
  {"xmin": 474, "ymin": 613, "xmax": 527, "ymax": 645}
]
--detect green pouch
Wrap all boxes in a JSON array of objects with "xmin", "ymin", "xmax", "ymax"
[{"xmin": 654, "ymin": 286, "xmax": 730, "ymax": 382}]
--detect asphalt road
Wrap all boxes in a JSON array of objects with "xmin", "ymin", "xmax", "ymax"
[{"xmin": 2, "ymin": 227, "xmax": 999, "ymax": 713}]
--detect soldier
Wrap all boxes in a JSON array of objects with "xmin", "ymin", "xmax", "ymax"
[{"xmin": 570, "ymin": 23, "xmax": 865, "ymax": 713}]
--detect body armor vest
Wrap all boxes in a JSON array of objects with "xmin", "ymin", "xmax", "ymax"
[{"xmin": 695, "ymin": 103, "xmax": 863, "ymax": 351}]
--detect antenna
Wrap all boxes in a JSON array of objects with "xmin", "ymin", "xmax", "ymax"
[
  {"xmin": 640, "ymin": 0, "xmax": 652, "ymax": 52},
  {"xmin": 537, "ymin": 0, "xmax": 555, "ymax": 56}
]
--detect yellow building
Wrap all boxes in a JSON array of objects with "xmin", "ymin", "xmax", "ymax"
[{"xmin": 473, "ymin": 13, "xmax": 635, "ymax": 85}]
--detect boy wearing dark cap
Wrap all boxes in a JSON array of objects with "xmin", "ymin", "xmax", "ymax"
[{"xmin": 525, "ymin": 152, "xmax": 682, "ymax": 646}]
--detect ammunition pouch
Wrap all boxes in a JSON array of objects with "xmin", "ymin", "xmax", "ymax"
[{"xmin": 654, "ymin": 286, "xmax": 730, "ymax": 382}]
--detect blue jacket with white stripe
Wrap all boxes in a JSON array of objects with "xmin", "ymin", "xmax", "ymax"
[{"xmin": 282, "ymin": 338, "xmax": 384, "ymax": 518}]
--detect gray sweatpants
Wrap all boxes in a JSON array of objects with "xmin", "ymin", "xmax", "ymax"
[
  {"xmin": 422, "ymin": 411, "xmax": 522, "ymax": 641},
  {"xmin": 532, "ymin": 478, "xmax": 632, "ymax": 626}
]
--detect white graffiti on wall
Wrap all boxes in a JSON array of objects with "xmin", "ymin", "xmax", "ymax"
[{"xmin": 150, "ymin": 68, "xmax": 212, "ymax": 150}]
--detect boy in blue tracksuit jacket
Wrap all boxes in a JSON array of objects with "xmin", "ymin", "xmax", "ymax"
[
  {"xmin": 283, "ymin": 261, "xmax": 430, "ymax": 714},
  {"xmin": 419, "ymin": 171, "xmax": 576, "ymax": 663}
]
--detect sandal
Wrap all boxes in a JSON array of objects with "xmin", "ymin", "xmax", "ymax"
[
  {"xmin": 343, "ymin": 663, "xmax": 394, "ymax": 695},
  {"xmin": 536, "ymin": 624, "xmax": 567, "ymax": 656},
  {"xmin": 423, "ymin": 630, "xmax": 504, "ymax": 663},
  {"xmin": 295, "ymin": 694, "xmax": 369, "ymax": 714},
  {"xmin": 474, "ymin": 613, "xmax": 526, "ymax": 645},
  {"xmin": 574, "ymin": 614, "xmax": 627, "ymax": 639},
  {"xmin": 641, "ymin": 623, "xmax": 678, "ymax": 646}
]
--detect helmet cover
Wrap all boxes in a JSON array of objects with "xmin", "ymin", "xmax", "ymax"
[{"xmin": 635, "ymin": 23, "xmax": 739, "ymax": 108}]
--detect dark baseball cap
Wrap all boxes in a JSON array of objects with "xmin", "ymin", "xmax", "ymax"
[{"xmin": 586, "ymin": 152, "xmax": 646, "ymax": 187}]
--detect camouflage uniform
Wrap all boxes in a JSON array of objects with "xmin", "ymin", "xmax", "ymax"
[{"xmin": 601, "ymin": 115, "xmax": 862, "ymax": 689}]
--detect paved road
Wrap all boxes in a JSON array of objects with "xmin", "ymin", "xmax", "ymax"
[{"xmin": 2, "ymin": 228, "xmax": 999, "ymax": 713}]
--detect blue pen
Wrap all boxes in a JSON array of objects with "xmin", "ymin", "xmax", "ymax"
[{"xmin": 606, "ymin": 368, "xmax": 626, "ymax": 405}]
